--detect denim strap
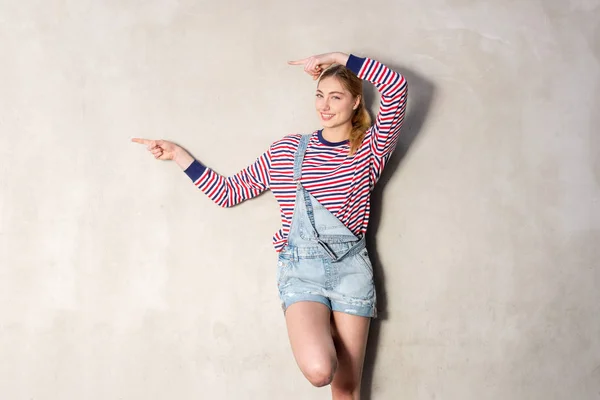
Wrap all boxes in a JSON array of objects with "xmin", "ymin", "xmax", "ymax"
[{"xmin": 293, "ymin": 134, "xmax": 311, "ymax": 182}]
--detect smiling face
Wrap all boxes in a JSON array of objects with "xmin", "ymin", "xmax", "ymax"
[{"xmin": 316, "ymin": 76, "xmax": 360, "ymax": 130}]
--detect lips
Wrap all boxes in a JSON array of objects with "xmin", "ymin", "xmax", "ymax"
[{"xmin": 320, "ymin": 113, "xmax": 335, "ymax": 121}]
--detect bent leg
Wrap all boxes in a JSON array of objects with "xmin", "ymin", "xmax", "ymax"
[{"xmin": 285, "ymin": 301, "xmax": 337, "ymax": 387}]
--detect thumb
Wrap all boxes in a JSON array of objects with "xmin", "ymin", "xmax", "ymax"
[
  {"xmin": 156, "ymin": 139, "xmax": 174, "ymax": 150},
  {"xmin": 146, "ymin": 140, "xmax": 156, "ymax": 150}
]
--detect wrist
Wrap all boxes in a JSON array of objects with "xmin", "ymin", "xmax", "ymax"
[
  {"xmin": 334, "ymin": 52, "xmax": 349, "ymax": 65},
  {"xmin": 174, "ymin": 147, "xmax": 193, "ymax": 170}
]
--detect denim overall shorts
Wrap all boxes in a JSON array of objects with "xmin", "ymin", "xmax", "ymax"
[{"xmin": 276, "ymin": 134, "xmax": 377, "ymax": 318}]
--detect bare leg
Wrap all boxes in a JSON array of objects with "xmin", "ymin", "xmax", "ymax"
[
  {"xmin": 330, "ymin": 311, "xmax": 371, "ymax": 400},
  {"xmin": 285, "ymin": 301, "xmax": 338, "ymax": 387}
]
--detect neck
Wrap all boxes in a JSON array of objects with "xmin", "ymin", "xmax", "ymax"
[{"xmin": 322, "ymin": 122, "xmax": 352, "ymax": 143}]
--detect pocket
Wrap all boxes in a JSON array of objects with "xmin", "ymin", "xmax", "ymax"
[
  {"xmin": 355, "ymin": 249, "xmax": 374, "ymax": 279},
  {"xmin": 276, "ymin": 251, "xmax": 294, "ymax": 287}
]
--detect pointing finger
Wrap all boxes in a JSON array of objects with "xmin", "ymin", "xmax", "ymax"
[
  {"xmin": 131, "ymin": 138, "xmax": 151, "ymax": 145},
  {"xmin": 288, "ymin": 58, "xmax": 308, "ymax": 65}
]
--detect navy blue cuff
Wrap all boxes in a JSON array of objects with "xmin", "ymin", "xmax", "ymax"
[
  {"xmin": 346, "ymin": 54, "xmax": 366, "ymax": 75},
  {"xmin": 184, "ymin": 159, "xmax": 207, "ymax": 181}
]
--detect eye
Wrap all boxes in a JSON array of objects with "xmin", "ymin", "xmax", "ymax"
[
  {"xmin": 315, "ymin": 93, "xmax": 323, "ymax": 98},
  {"xmin": 332, "ymin": 96, "xmax": 341, "ymax": 100}
]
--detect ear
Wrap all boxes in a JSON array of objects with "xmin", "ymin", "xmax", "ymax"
[{"xmin": 353, "ymin": 95, "xmax": 361, "ymax": 110}]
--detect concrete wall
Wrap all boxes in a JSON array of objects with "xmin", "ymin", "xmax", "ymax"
[{"xmin": 1, "ymin": 0, "xmax": 598, "ymax": 399}]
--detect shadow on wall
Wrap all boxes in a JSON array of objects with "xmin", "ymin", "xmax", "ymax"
[{"xmin": 361, "ymin": 66, "xmax": 436, "ymax": 400}]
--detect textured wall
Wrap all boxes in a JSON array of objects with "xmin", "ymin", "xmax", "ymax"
[{"xmin": 1, "ymin": 0, "xmax": 599, "ymax": 399}]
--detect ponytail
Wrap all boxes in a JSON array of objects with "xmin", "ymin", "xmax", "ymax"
[{"xmin": 348, "ymin": 97, "xmax": 372, "ymax": 156}]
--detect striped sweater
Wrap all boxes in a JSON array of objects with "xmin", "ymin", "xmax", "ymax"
[{"xmin": 184, "ymin": 54, "xmax": 408, "ymax": 252}]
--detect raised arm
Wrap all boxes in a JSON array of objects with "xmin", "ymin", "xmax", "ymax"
[
  {"xmin": 288, "ymin": 52, "xmax": 408, "ymax": 160},
  {"xmin": 345, "ymin": 55, "xmax": 408, "ymax": 159}
]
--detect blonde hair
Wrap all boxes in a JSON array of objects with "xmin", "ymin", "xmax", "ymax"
[{"xmin": 319, "ymin": 64, "xmax": 372, "ymax": 155}]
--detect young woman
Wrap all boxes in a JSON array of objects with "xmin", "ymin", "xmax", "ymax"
[{"xmin": 133, "ymin": 51, "xmax": 407, "ymax": 399}]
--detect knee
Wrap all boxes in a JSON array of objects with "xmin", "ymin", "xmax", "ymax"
[{"xmin": 303, "ymin": 361, "xmax": 336, "ymax": 387}]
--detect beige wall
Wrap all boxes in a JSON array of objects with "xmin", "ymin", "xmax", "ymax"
[{"xmin": 1, "ymin": 0, "xmax": 599, "ymax": 399}]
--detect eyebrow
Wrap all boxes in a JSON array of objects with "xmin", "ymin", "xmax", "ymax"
[{"xmin": 316, "ymin": 90, "xmax": 345, "ymax": 95}]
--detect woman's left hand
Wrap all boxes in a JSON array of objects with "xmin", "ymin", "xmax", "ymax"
[{"xmin": 288, "ymin": 52, "xmax": 348, "ymax": 80}]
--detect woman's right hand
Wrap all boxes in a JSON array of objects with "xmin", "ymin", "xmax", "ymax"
[
  {"xmin": 131, "ymin": 138, "xmax": 194, "ymax": 169},
  {"xmin": 131, "ymin": 138, "xmax": 179, "ymax": 160},
  {"xmin": 288, "ymin": 52, "xmax": 349, "ymax": 80}
]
